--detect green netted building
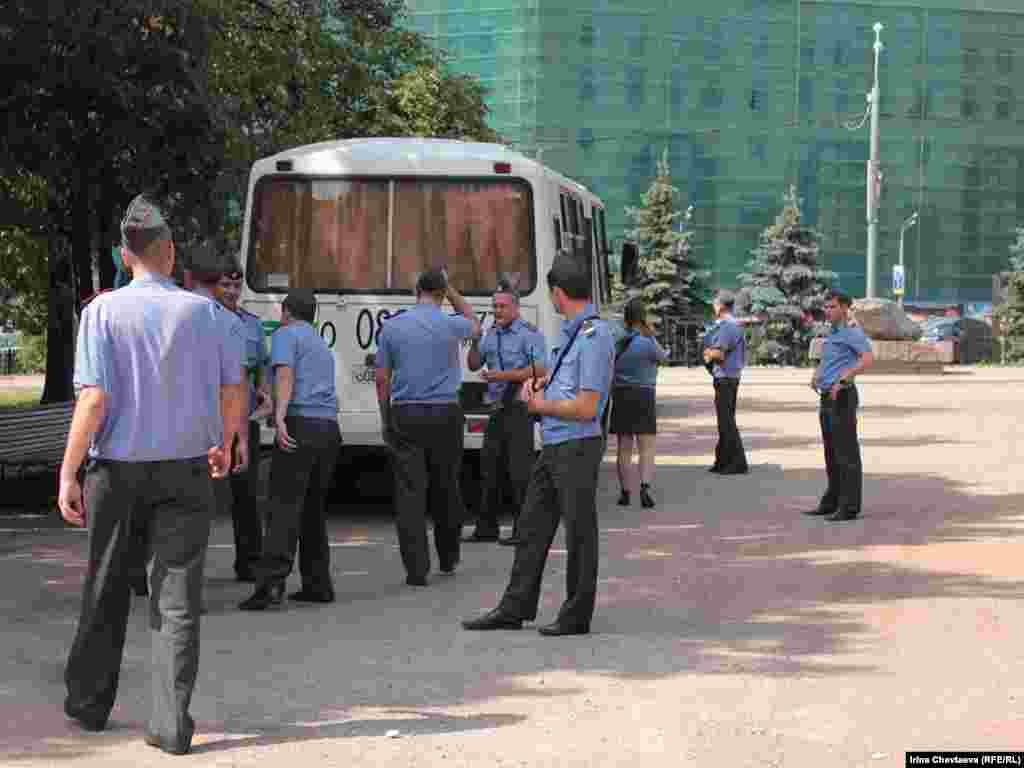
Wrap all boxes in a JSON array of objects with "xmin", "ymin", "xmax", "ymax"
[{"xmin": 404, "ymin": 0, "xmax": 1024, "ymax": 303}]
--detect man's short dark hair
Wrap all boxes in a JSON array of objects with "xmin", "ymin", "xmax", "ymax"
[
  {"xmin": 416, "ymin": 269, "xmax": 448, "ymax": 296},
  {"xmin": 546, "ymin": 254, "xmax": 592, "ymax": 300},
  {"xmin": 715, "ymin": 290, "xmax": 735, "ymax": 311},
  {"xmin": 283, "ymin": 288, "xmax": 316, "ymax": 323},
  {"xmin": 828, "ymin": 290, "xmax": 853, "ymax": 308}
]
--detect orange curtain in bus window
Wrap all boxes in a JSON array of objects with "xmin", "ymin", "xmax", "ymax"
[
  {"xmin": 252, "ymin": 180, "xmax": 310, "ymax": 289},
  {"xmin": 392, "ymin": 181, "xmax": 531, "ymax": 293},
  {"xmin": 309, "ymin": 181, "xmax": 389, "ymax": 291}
]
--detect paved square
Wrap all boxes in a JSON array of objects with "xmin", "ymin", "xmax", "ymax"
[{"xmin": 2, "ymin": 367, "xmax": 1022, "ymax": 765}]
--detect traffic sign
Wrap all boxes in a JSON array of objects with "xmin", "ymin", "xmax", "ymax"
[{"xmin": 892, "ymin": 264, "xmax": 905, "ymax": 296}]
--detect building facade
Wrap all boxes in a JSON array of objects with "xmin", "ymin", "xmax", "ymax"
[{"xmin": 405, "ymin": 0, "xmax": 1024, "ymax": 303}]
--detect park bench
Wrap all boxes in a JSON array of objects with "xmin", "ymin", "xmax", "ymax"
[{"xmin": 0, "ymin": 401, "xmax": 74, "ymax": 480}]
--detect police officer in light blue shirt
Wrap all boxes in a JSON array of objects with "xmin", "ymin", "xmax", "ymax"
[
  {"xmin": 608, "ymin": 297, "xmax": 669, "ymax": 509},
  {"xmin": 463, "ymin": 278, "xmax": 547, "ymax": 545},
  {"xmin": 58, "ymin": 194, "xmax": 246, "ymax": 755},
  {"xmin": 241, "ymin": 288, "xmax": 341, "ymax": 609},
  {"xmin": 806, "ymin": 290, "xmax": 874, "ymax": 522},
  {"xmin": 703, "ymin": 290, "xmax": 749, "ymax": 475},
  {"xmin": 463, "ymin": 253, "xmax": 614, "ymax": 637},
  {"xmin": 376, "ymin": 269, "xmax": 481, "ymax": 586}
]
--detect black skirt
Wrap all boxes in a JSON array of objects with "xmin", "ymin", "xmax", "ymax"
[{"xmin": 609, "ymin": 385, "xmax": 657, "ymax": 435}]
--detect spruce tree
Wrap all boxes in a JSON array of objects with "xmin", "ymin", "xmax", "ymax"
[
  {"xmin": 623, "ymin": 149, "xmax": 710, "ymax": 334},
  {"xmin": 738, "ymin": 186, "xmax": 835, "ymax": 363},
  {"xmin": 996, "ymin": 226, "xmax": 1024, "ymax": 362}
]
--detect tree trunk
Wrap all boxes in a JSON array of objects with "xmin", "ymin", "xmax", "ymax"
[
  {"xmin": 97, "ymin": 183, "xmax": 118, "ymax": 290},
  {"xmin": 72, "ymin": 166, "xmax": 94, "ymax": 304},
  {"xmin": 40, "ymin": 240, "xmax": 75, "ymax": 404}
]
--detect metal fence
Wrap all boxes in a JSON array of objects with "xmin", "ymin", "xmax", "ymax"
[
  {"xmin": 0, "ymin": 347, "xmax": 18, "ymax": 376},
  {"xmin": 659, "ymin": 318, "xmax": 707, "ymax": 367}
]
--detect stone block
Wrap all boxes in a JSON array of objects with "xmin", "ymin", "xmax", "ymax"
[{"xmin": 850, "ymin": 298, "xmax": 922, "ymax": 340}]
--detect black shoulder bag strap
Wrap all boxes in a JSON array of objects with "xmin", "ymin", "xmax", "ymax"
[{"xmin": 543, "ymin": 315, "xmax": 599, "ymax": 393}]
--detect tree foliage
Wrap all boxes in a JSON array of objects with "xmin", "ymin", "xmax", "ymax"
[
  {"xmin": 737, "ymin": 186, "xmax": 835, "ymax": 363},
  {"xmin": 623, "ymin": 150, "xmax": 709, "ymax": 332},
  {"xmin": 2, "ymin": 0, "xmax": 500, "ymax": 397},
  {"xmin": 995, "ymin": 226, "xmax": 1024, "ymax": 363}
]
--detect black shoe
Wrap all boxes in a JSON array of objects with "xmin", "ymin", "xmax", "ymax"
[
  {"xmin": 64, "ymin": 702, "xmax": 107, "ymax": 732},
  {"xmin": 803, "ymin": 507, "xmax": 834, "ymax": 517},
  {"xmin": 461, "ymin": 530, "xmax": 499, "ymax": 543},
  {"xmin": 537, "ymin": 619, "xmax": 590, "ymax": 637},
  {"xmin": 440, "ymin": 558, "xmax": 460, "ymax": 574},
  {"xmin": 289, "ymin": 589, "xmax": 335, "ymax": 603},
  {"xmin": 239, "ymin": 582, "xmax": 284, "ymax": 610},
  {"xmin": 825, "ymin": 510, "xmax": 860, "ymax": 522},
  {"xmin": 716, "ymin": 467, "xmax": 749, "ymax": 476},
  {"xmin": 617, "ymin": 490, "xmax": 630, "ymax": 506},
  {"xmin": 639, "ymin": 485, "xmax": 655, "ymax": 509},
  {"xmin": 144, "ymin": 731, "xmax": 191, "ymax": 756},
  {"xmin": 497, "ymin": 534, "xmax": 521, "ymax": 546},
  {"xmin": 707, "ymin": 465, "xmax": 722, "ymax": 473},
  {"xmin": 406, "ymin": 574, "xmax": 429, "ymax": 587},
  {"xmin": 461, "ymin": 607, "xmax": 523, "ymax": 630}
]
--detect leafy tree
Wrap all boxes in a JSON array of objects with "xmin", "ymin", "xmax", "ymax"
[
  {"xmin": 624, "ymin": 150, "xmax": 709, "ymax": 334},
  {"xmin": 0, "ymin": 173, "xmax": 48, "ymax": 335},
  {"xmin": 738, "ymin": 186, "xmax": 835, "ymax": 364},
  {"xmin": 995, "ymin": 226, "xmax": 1024, "ymax": 363}
]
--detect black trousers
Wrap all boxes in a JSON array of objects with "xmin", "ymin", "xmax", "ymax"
[
  {"xmin": 713, "ymin": 378, "xmax": 748, "ymax": 472},
  {"xmin": 391, "ymin": 403, "xmax": 465, "ymax": 579},
  {"xmin": 228, "ymin": 421, "xmax": 264, "ymax": 576},
  {"xmin": 477, "ymin": 401, "xmax": 534, "ymax": 536},
  {"xmin": 819, "ymin": 387, "xmax": 863, "ymax": 515},
  {"xmin": 65, "ymin": 457, "xmax": 213, "ymax": 753},
  {"xmin": 256, "ymin": 416, "xmax": 341, "ymax": 592},
  {"xmin": 498, "ymin": 437, "xmax": 603, "ymax": 627}
]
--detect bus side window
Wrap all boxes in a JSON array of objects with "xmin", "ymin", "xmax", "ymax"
[{"xmin": 553, "ymin": 216, "xmax": 562, "ymax": 253}]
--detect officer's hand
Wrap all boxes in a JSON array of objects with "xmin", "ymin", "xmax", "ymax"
[
  {"xmin": 524, "ymin": 384, "xmax": 547, "ymax": 415},
  {"xmin": 481, "ymin": 369, "xmax": 498, "ymax": 383},
  {"xmin": 276, "ymin": 418, "xmax": 297, "ymax": 452},
  {"xmin": 208, "ymin": 446, "xmax": 231, "ymax": 479},
  {"xmin": 58, "ymin": 476, "xmax": 86, "ymax": 527}
]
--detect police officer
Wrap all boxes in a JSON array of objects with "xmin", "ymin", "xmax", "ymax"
[
  {"xmin": 462, "ymin": 254, "xmax": 614, "ymax": 636},
  {"xmin": 375, "ymin": 269, "xmax": 481, "ymax": 586},
  {"xmin": 463, "ymin": 278, "xmax": 547, "ymax": 545},
  {"xmin": 210, "ymin": 254, "xmax": 270, "ymax": 581},
  {"xmin": 805, "ymin": 290, "xmax": 874, "ymax": 522},
  {"xmin": 190, "ymin": 243, "xmax": 253, "ymax": 568},
  {"xmin": 58, "ymin": 194, "xmax": 246, "ymax": 755},
  {"xmin": 241, "ymin": 289, "xmax": 342, "ymax": 609},
  {"xmin": 703, "ymin": 290, "xmax": 749, "ymax": 475}
]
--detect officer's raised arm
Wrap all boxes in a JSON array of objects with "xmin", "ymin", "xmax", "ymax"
[{"xmin": 445, "ymin": 279, "xmax": 481, "ymax": 338}]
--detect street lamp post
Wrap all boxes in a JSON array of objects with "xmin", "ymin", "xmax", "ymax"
[
  {"xmin": 897, "ymin": 211, "xmax": 918, "ymax": 308},
  {"xmin": 865, "ymin": 22, "xmax": 884, "ymax": 299}
]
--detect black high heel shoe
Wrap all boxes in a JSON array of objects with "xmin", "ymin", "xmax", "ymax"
[
  {"xmin": 617, "ymin": 490, "xmax": 630, "ymax": 506},
  {"xmin": 640, "ymin": 484, "xmax": 655, "ymax": 509}
]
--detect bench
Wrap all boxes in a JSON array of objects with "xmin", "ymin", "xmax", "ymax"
[{"xmin": 0, "ymin": 402, "xmax": 74, "ymax": 479}]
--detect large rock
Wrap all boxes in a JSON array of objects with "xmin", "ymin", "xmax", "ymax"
[{"xmin": 850, "ymin": 298, "xmax": 922, "ymax": 340}]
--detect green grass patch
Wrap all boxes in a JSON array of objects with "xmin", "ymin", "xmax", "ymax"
[{"xmin": 0, "ymin": 388, "xmax": 43, "ymax": 410}]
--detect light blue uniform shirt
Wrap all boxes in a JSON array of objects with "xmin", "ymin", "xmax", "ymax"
[
  {"xmin": 270, "ymin": 321, "xmax": 337, "ymax": 420},
  {"xmin": 74, "ymin": 274, "xmax": 244, "ymax": 461},
  {"xmin": 237, "ymin": 308, "xmax": 270, "ymax": 417},
  {"xmin": 708, "ymin": 317, "xmax": 746, "ymax": 379},
  {"xmin": 612, "ymin": 331, "xmax": 668, "ymax": 388},
  {"xmin": 542, "ymin": 305, "xmax": 615, "ymax": 446},
  {"xmin": 816, "ymin": 324, "xmax": 872, "ymax": 391},
  {"xmin": 376, "ymin": 304, "xmax": 475, "ymax": 404},
  {"xmin": 479, "ymin": 317, "xmax": 547, "ymax": 403}
]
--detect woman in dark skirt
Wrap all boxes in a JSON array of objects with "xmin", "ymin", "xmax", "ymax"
[{"xmin": 610, "ymin": 297, "xmax": 669, "ymax": 508}]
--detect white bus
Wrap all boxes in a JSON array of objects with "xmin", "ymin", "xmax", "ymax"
[{"xmin": 238, "ymin": 138, "xmax": 612, "ymax": 496}]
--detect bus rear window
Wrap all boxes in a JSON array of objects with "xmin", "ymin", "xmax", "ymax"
[{"xmin": 248, "ymin": 177, "xmax": 535, "ymax": 295}]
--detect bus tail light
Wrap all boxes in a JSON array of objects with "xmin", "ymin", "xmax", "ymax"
[
  {"xmin": 466, "ymin": 417, "xmax": 488, "ymax": 434},
  {"xmin": 493, "ymin": 162, "xmax": 511, "ymax": 174}
]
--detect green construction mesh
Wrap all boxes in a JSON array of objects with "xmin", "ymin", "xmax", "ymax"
[{"xmin": 404, "ymin": 0, "xmax": 1024, "ymax": 304}]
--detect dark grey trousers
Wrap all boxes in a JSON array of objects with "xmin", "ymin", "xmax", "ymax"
[
  {"xmin": 477, "ymin": 401, "xmax": 534, "ymax": 535},
  {"xmin": 713, "ymin": 377, "xmax": 748, "ymax": 472},
  {"xmin": 390, "ymin": 403, "xmax": 465, "ymax": 580},
  {"xmin": 820, "ymin": 387, "xmax": 863, "ymax": 515},
  {"xmin": 223, "ymin": 421, "xmax": 264, "ymax": 576},
  {"xmin": 64, "ymin": 457, "xmax": 213, "ymax": 753},
  {"xmin": 498, "ymin": 436, "xmax": 604, "ymax": 627},
  {"xmin": 257, "ymin": 415, "xmax": 341, "ymax": 591}
]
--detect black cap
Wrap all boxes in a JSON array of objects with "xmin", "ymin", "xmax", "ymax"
[
  {"xmin": 120, "ymin": 193, "xmax": 172, "ymax": 251},
  {"xmin": 283, "ymin": 288, "xmax": 316, "ymax": 322}
]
